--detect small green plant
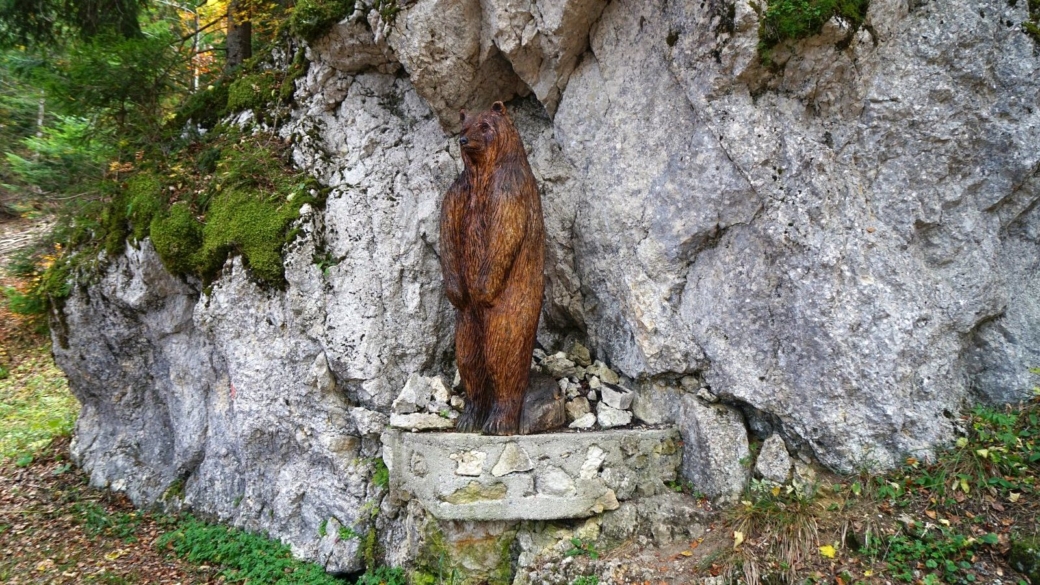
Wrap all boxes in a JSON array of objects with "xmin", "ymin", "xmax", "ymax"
[
  {"xmin": 372, "ymin": 458, "xmax": 389, "ymax": 488},
  {"xmin": 861, "ymin": 522, "xmax": 988, "ymax": 584},
  {"xmin": 355, "ymin": 566, "xmax": 407, "ymax": 585},
  {"xmin": 72, "ymin": 502, "xmax": 142, "ymax": 540},
  {"xmin": 571, "ymin": 577, "xmax": 600, "ymax": 585},
  {"xmin": 758, "ymin": 0, "xmax": 869, "ymax": 56},
  {"xmin": 565, "ymin": 537, "xmax": 600, "ymax": 560},
  {"xmin": 318, "ymin": 518, "xmax": 328, "ymax": 537},
  {"xmin": 157, "ymin": 516, "xmax": 345, "ymax": 584},
  {"xmin": 338, "ymin": 525, "xmax": 359, "ymax": 541}
]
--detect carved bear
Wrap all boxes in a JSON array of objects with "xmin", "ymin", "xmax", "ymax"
[{"xmin": 439, "ymin": 101, "xmax": 545, "ymax": 435}]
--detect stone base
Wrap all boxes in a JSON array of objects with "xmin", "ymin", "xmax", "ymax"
[{"xmin": 382, "ymin": 428, "xmax": 681, "ymax": 521}]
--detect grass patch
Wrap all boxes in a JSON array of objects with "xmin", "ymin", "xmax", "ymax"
[
  {"xmin": 703, "ymin": 397, "xmax": 1040, "ymax": 584},
  {"xmin": 0, "ymin": 345, "xmax": 77, "ymax": 459}
]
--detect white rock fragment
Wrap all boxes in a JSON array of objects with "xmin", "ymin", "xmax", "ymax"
[
  {"xmin": 569, "ymin": 412, "xmax": 597, "ymax": 429},
  {"xmin": 392, "ymin": 374, "xmax": 431, "ymax": 414},
  {"xmin": 587, "ymin": 390, "xmax": 597, "ymax": 402},
  {"xmin": 449, "ymin": 395, "xmax": 465, "ymax": 411},
  {"xmin": 588, "ymin": 375, "xmax": 602, "ymax": 389},
  {"xmin": 596, "ymin": 404, "xmax": 632, "ymax": 428},
  {"xmin": 580, "ymin": 446, "xmax": 606, "ymax": 479},
  {"xmin": 429, "ymin": 376, "xmax": 451, "ymax": 403},
  {"xmin": 600, "ymin": 383, "xmax": 633, "ymax": 410},
  {"xmin": 452, "ymin": 368, "xmax": 461, "ymax": 389},
  {"xmin": 491, "ymin": 443, "xmax": 534, "ymax": 477},
  {"xmin": 450, "ymin": 450, "xmax": 487, "ymax": 476},
  {"xmin": 755, "ymin": 434, "xmax": 793, "ymax": 484},
  {"xmin": 389, "ymin": 412, "xmax": 455, "ymax": 431}
]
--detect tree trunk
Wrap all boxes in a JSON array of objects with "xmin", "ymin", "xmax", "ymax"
[{"xmin": 226, "ymin": 0, "xmax": 251, "ymax": 71}]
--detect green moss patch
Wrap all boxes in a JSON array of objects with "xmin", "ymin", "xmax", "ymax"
[
  {"xmin": 172, "ymin": 82, "xmax": 230, "ymax": 130},
  {"xmin": 145, "ymin": 136, "xmax": 322, "ymax": 286},
  {"xmin": 289, "ymin": 0, "xmax": 356, "ymax": 42},
  {"xmin": 151, "ymin": 202, "xmax": 204, "ymax": 275},
  {"xmin": 758, "ymin": 0, "xmax": 869, "ymax": 53},
  {"xmin": 226, "ymin": 71, "xmax": 280, "ymax": 113}
]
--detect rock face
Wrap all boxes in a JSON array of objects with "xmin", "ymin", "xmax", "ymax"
[{"xmin": 54, "ymin": 0, "xmax": 1040, "ymax": 577}]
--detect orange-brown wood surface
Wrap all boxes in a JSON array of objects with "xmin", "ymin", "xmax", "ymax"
[{"xmin": 439, "ymin": 102, "xmax": 545, "ymax": 435}]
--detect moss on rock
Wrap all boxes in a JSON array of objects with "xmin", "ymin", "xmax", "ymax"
[
  {"xmin": 226, "ymin": 72, "xmax": 280, "ymax": 114},
  {"xmin": 125, "ymin": 173, "xmax": 164, "ymax": 242},
  {"xmin": 289, "ymin": 0, "xmax": 356, "ymax": 42},
  {"xmin": 150, "ymin": 202, "xmax": 203, "ymax": 275}
]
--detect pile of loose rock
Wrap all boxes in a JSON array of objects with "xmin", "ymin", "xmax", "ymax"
[
  {"xmin": 388, "ymin": 342, "xmax": 639, "ymax": 433},
  {"xmin": 532, "ymin": 343, "xmax": 635, "ymax": 430}
]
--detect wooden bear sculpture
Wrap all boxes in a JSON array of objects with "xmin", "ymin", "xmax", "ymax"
[{"xmin": 439, "ymin": 102, "xmax": 545, "ymax": 435}]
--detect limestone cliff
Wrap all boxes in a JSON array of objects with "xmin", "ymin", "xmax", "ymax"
[{"xmin": 53, "ymin": 0, "xmax": 1040, "ymax": 574}]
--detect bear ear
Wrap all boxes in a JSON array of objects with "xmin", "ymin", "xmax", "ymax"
[
  {"xmin": 459, "ymin": 109, "xmax": 467, "ymax": 123},
  {"xmin": 491, "ymin": 101, "xmax": 506, "ymax": 114}
]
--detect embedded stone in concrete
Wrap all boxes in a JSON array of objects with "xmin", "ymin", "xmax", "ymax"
[
  {"xmin": 450, "ymin": 450, "xmax": 486, "ymax": 476},
  {"xmin": 580, "ymin": 446, "xmax": 606, "ymax": 479},
  {"xmin": 536, "ymin": 466, "xmax": 576, "ymax": 497},
  {"xmin": 382, "ymin": 428, "xmax": 681, "ymax": 521},
  {"xmin": 600, "ymin": 383, "xmax": 634, "ymax": 410},
  {"xmin": 442, "ymin": 481, "xmax": 507, "ymax": 505},
  {"xmin": 492, "ymin": 443, "xmax": 534, "ymax": 477},
  {"xmin": 596, "ymin": 403, "xmax": 633, "ymax": 429},
  {"xmin": 755, "ymin": 434, "xmax": 793, "ymax": 484}
]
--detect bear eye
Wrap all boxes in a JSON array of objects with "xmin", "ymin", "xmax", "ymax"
[{"xmin": 479, "ymin": 122, "xmax": 491, "ymax": 132}]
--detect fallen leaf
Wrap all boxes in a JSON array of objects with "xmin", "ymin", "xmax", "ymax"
[
  {"xmin": 939, "ymin": 518, "xmax": 951, "ymax": 526},
  {"xmin": 680, "ymin": 550, "xmax": 693, "ymax": 557},
  {"xmin": 104, "ymin": 550, "xmax": 124, "ymax": 561},
  {"xmin": 733, "ymin": 531, "xmax": 744, "ymax": 549},
  {"xmin": 925, "ymin": 510, "xmax": 937, "ymax": 519},
  {"xmin": 991, "ymin": 501, "xmax": 1005, "ymax": 512},
  {"xmin": 1009, "ymin": 492, "xmax": 1021, "ymax": 503},
  {"xmin": 819, "ymin": 545, "xmax": 837, "ymax": 558}
]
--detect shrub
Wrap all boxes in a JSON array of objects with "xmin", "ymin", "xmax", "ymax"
[{"xmin": 759, "ymin": 0, "xmax": 869, "ymax": 51}]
